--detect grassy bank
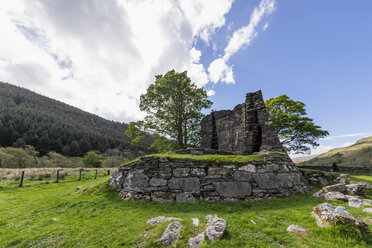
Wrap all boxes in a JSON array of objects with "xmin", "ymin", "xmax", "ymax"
[
  {"xmin": 1, "ymin": 175, "xmax": 372, "ymax": 247},
  {"xmin": 122, "ymin": 153, "xmax": 270, "ymax": 167}
]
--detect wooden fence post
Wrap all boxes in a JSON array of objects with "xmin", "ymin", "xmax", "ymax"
[
  {"xmin": 107, "ymin": 170, "xmax": 110, "ymax": 176},
  {"xmin": 95, "ymin": 170, "xmax": 98, "ymax": 179},
  {"xmin": 79, "ymin": 169, "xmax": 82, "ymax": 181},
  {"xmin": 19, "ymin": 171, "xmax": 25, "ymax": 187},
  {"xmin": 56, "ymin": 170, "xmax": 60, "ymax": 183}
]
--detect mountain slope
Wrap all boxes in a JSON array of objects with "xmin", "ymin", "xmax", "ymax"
[
  {"xmin": 297, "ymin": 136, "xmax": 372, "ymax": 167},
  {"xmin": 0, "ymin": 82, "xmax": 153, "ymax": 155}
]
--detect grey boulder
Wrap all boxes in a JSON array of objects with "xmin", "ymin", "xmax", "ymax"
[
  {"xmin": 188, "ymin": 232, "xmax": 205, "ymax": 248},
  {"xmin": 206, "ymin": 215, "xmax": 227, "ymax": 241},
  {"xmin": 158, "ymin": 221, "xmax": 182, "ymax": 246}
]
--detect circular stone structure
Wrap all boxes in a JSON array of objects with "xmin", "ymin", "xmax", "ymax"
[{"xmin": 109, "ymin": 152, "xmax": 309, "ymax": 202}]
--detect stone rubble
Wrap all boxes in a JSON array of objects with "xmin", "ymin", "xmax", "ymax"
[
  {"xmin": 192, "ymin": 218, "xmax": 199, "ymax": 226},
  {"xmin": 157, "ymin": 221, "xmax": 183, "ymax": 246},
  {"xmin": 322, "ymin": 183, "xmax": 346, "ymax": 194},
  {"xmin": 363, "ymin": 208, "xmax": 372, "ymax": 214},
  {"xmin": 147, "ymin": 216, "xmax": 182, "ymax": 225},
  {"xmin": 301, "ymin": 170, "xmax": 335, "ymax": 185},
  {"xmin": 348, "ymin": 197, "xmax": 372, "ymax": 208},
  {"xmin": 312, "ymin": 189, "xmax": 323, "ymax": 198},
  {"xmin": 312, "ymin": 202, "xmax": 370, "ymax": 233},
  {"xmin": 206, "ymin": 215, "xmax": 227, "ymax": 241},
  {"xmin": 323, "ymin": 191, "xmax": 347, "ymax": 201},
  {"xmin": 286, "ymin": 225, "xmax": 307, "ymax": 233},
  {"xmin": 188, "ymin": 232, "xmax": 205, "ymax": 248}
]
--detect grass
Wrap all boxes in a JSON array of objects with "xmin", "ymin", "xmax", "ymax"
[
  {"xmin": 122, "ymin": 153, "xmax": 268, "ymax": 167},
  {"xmin": 0, "ymin": 174, "xmax": 372, "ymax": 247}
]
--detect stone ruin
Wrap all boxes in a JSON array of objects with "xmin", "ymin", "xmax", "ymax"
[
  {"xmin": 201, "ymin": 90, "xmax": 283, "ymax": 155},
  {"xmin": 109, "ymin": 90, "xmax": 310, "ymax": 202}
]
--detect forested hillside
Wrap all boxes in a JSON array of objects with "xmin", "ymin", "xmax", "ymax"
[{"xmin": 0, "ymin": 82, "xmax": 154, "ymax": 156}]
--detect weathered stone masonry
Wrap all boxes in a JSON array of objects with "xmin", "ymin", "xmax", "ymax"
[
  {"xmin": 201, "ymin": 90, "xmax": 283, "ymax": 155},
  {"xmin": 109, "ymin": 153, "xmax": 309, "ymax": 202}
]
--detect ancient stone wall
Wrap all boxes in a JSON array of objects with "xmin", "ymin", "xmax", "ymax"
[
  {"xmin": 201, "ymin": 90, "xmax": 283, "ymax": 155},
  {"xmin": 109, "ymin": 153, "xmax": 309, "ymax": 202}
]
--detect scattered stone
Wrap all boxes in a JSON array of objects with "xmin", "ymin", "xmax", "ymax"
[
  {"xmin": 345, "ymin": 183, "xmax": 366, "ymax": 195},
  {"xmin": 158, "ymin": 221, "xmax": 182, "ymax": 246},
  {"xmin": 192, "ymin": 218, "xmax": 199, "ymax": 226},
  {"xmin": 348, "ymin": 198, "xmax": 372, "ymax": 208},
  {"xmin": 52, "ymin": 217, "xmax": 59, "ymax": 221},
  {"xmin": 363, "ymin": 208, "xmax": 372, "ymax": 214},
  {"xmin": 323, "ymin": 191, "xmax": 347, "ymax": 201},
  {"xmin": 322, "ymin": 183, "xmax": 346, "ymax": 194},
  {"xmin": 312, "ymin": 202, "xmax": 370, "ymax": 233},
  {"xmin": 206, "ymin": 215, "xmax": 227, "ymax": 241},
  {"xmin": 188, "ymin": 232, "xmax": 205, "ymax": 248},
  {"xmin": 286, "ymin": 225, "xmax": 307, "ymax": 233},
  {"xmin": 147, "ymin": 216, "xmax": 182, "ymax": 225},
  {"xmin": 312, "ymin": 189, "xmax": 323, "ymax": 198},
  {"xmin": 75, "ymin": 186, "xmax": 82, "ymax": 190},
  {"xmin": 340, "ymin": 174, "xmax": 349, "ymax": 178}
]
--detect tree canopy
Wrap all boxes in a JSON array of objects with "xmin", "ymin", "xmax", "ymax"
[
  {"xmin": 265, "ymin": 95, "xmax": 329, "ymax": 154},
  {"xmin": 82, "ymin": 151, "xmax": 103, "ymax": 168},
  {"xmin": 127, "ymin": 70, "xmax": 212, "ymax": 150}
]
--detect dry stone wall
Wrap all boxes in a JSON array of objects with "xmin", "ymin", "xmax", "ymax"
[{"xmin": 109, "ymin": 153, "xmax": 309, "ymax": 202}]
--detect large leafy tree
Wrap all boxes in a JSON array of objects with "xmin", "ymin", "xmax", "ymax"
[
  {"xmin": 127, "ymin": 70, "xmax": 212, "ymax": 150},
  {"xmin": 265, "ymin": 95, "xmax": 329, "ymax": 154}
]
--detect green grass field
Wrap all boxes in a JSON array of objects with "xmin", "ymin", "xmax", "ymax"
[{"xmin": 1, "ymin": 174, "xmax": 372, "ymax": 247}]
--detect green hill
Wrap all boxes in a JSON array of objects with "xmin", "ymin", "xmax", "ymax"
[
  {"xmin": 0, "ymin": 82, "xmax": 154, "ymax": 156},
  {"xmin": 297, "ymin": 136, "xmax": 372, "ymax": 167}
]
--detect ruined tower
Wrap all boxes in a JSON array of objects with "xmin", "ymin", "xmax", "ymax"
[{"xmin": 201, "ymin": 90, "xmax": 283, "ymax": 155}]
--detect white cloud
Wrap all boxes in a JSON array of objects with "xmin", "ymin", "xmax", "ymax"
[
  {"xmin": 321, "ymin": 132, "xmax": 372, "ymax": 141},
  {"xmin": 208, "ymin": 0, "xmax": 275, "ymax": 84},
  {"xmin": 263, "ymin": 22, "xmax": 269, "ymax": 31},
  {"xmin": 0, "ymin": 0, "xmax": 233, "ymax": 122},
  {"xmin": 207, "ymin": 90, "xmax": 216, "ymax": 96}
]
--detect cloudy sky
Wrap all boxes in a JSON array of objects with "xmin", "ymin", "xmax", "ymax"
[{"xmin": 1, "ymin": 0, "xmax": 372, "ymax": 157}]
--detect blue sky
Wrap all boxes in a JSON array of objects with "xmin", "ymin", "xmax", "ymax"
[{"xmin": 0, "ymin": 0, "xmax": 371, "ymax": 156}]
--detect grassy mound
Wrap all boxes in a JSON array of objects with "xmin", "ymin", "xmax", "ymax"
[
  {"xmin": 121, "ymin": 152, "xmax": 288, "ymax": 167},
  {"xmin": 0, "ymin": 173, "xmax": 371, "ymax": 247}
]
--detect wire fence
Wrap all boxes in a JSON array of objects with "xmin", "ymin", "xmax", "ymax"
[{"xmin": 0, "ymin": 168, "xmax": 116, "ymax": 188}]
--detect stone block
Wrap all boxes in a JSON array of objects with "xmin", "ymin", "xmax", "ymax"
[
  {"xmin": 149, "ymin": 177, "xmax": 168, "ymax": 187},
  {"xmin": 213, "ymin": 182, "xmax": 251, "ymax": 198},
  {"xmin": 208, "ymin": 167, "xmax": 229, "ymax": 175},
  {"xmin": 173, "ymin": 168, "xmax": 190, "ymax": 177},
  {"xmin": 123, "ymin": 171, "xmax": 149, "ymax": 192},
  {"xmin": 176, "ymin": 192, "xmax": 196, "ymax": 202},
  {"xmin": 277, "ymin": 173, "xmax": 294, "ymax": 188},
  {"xmin": 158, "ymin": 167, "xmax": 172, "ymax": 179},
  {"xmin": 191, "ymin": 168, "xmax": 206, "ymax": 176},
  {"xmin": 168, "ymin": 178, "xmax": 200, "ymax": 191},
  {"xmin": 233, "ymin": 171, "xmax": 252, "ymax": 182},
  {"xmin": 253, "ymin": 173, "xmax": 279, "ymax": 189},
  {"xmin": 151, "ymin": 192, "xmax": 176, "ymax": 202},
  {"xmin": 238, "ymin": 164, "xmax": 256, "ymax": 172}
]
